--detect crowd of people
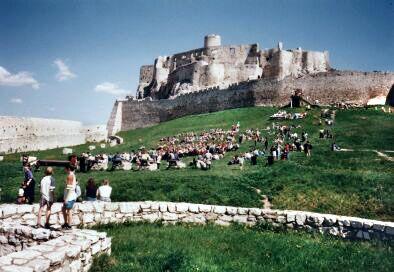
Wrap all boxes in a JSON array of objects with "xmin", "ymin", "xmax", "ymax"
[
  {"xmin": 17, "ymin": 162, "xmax": 113, "ymax": 230},
  {"xmin": 15, "ymin": 115, "xmax": 326, "ymax": 229}
]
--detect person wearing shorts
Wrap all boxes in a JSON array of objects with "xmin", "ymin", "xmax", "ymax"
[
  {"xmin": 37, "ymin": 167, "xmax": 55, "ymax": 229},
  {"xmin": 62, "ymin": 165, "xmax": 77, "ymax": 229}
]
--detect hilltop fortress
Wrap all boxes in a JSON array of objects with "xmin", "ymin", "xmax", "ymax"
[{"xmin": 107, "ymin": 34, "xmax": 394, "ymax": 135}]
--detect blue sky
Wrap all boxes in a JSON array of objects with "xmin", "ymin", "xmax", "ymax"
[{"xmin": 0, "ymin": 0, "xmax": 393, "ymax": 124}]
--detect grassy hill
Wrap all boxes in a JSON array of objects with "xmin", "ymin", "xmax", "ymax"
[
  {"xmin": 1, "ymin": 106, "xmax": 393, "ymax": 220},
  {"xmin": 90, "ymin": 222, "xmax": 393, "ymax": 272}
]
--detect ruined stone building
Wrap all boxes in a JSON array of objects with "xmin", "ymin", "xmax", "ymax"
[{"xmin": 107, "ymin": 35, "xmax": 394, "ymax": 135}]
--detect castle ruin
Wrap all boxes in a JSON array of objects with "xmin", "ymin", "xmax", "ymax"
[{"xmin": 107, "ymin": 34, "xmax": 394, "ymax": 135}]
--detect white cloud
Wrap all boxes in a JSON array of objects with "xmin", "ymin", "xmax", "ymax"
[
  {"xmin": 94, "ymin": 82, "xmax": 130, "ymax": 95},
  {"xmin": 0, "ymin": 66, "xmax": 39, "ymax": 89},
  {"xmin": 10, "ymin": 98, "xmax": 23, "ymax": 104},
  {"xmin": 54, "ymin": 59, "xmax": 76, "ymax": 81}
]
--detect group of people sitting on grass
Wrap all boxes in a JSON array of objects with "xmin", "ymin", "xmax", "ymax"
[{"xmin": 17, "ymin": 164, "xmax": 112, "ymax": 229}]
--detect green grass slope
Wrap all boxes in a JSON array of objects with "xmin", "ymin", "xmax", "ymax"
[
  {"xmin": 0, "ymin": 107, "xmax": 393, "ymax": 220},
  {"xmin": 90, "ymin": 223, "xmax": 394, "ymax": 272}
]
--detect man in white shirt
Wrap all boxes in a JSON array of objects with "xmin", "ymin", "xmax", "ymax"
[
  {"xmin": 97, "ymin": 179, "xmax": 112, "ymax": 202},
  {"xmin": 37, "ymin": 167, "xmax": 55, "ymax": 229}
]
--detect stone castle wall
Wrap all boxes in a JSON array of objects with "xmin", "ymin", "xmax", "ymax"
[
  {"xmin": 0, "ymin": 221, "xmax": 110, "ymax": 272},
  {"xmin": 0, "ymin": 117, "xmax": 108, "ymax": 154},
  {"xmin": 0, "ymin": 201, "xmax": 392, "ymax": 270},
  {"xmin": 109, "ymin": 71, "xmax": 394, "ymax": 133},
  {"xmin": 0, "ymin": 202, "xmax": 392, "ymax": 241}
]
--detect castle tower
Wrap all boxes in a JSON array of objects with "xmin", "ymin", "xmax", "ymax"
[{"xmin": 204, "ymin": 34, "xmax": 221, "ymax": 48}]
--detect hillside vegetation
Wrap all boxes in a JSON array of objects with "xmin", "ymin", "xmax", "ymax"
[
  {"xmin": 1, "ymin": 107, "xmax": 393, "ymax": 220},
  {"xmin": 90, "ymin": 222, "xmax": 394, "ymax": 272}
]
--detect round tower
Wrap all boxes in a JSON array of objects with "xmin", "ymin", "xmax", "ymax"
[{"xmin": 204, "ymin": 34, "xmax": 221, "ymax": 48}]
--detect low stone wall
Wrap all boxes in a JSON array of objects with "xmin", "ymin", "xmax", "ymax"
[
  {"xmin": 1, "ymin": 202, "xmax": 393, "ymax": 241},
  {"xmin": 0, "ymin": 220, "xmax": 110, "ymax": 271}
]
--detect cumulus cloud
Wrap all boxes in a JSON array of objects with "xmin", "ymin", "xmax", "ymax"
[
  {"xmin": 10, "ymin": 98, "xmax": 23, "ymax": 104},
  {"xmin": 94, "ymin": 82, "xmax": 130, "ymax": 95},
  {"xmin": 0, "ymin": 66, "xmax": 39, "ymax": 89},
  {"xmin": 54, "ymin": 59, "xmax": 76, "ymax": 81}
]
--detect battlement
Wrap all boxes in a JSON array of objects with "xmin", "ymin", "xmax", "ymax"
[
  {"xmin": 106, "ymin": 35, "xmax": 393, "ymax": 135},
  {"xmin": 135, "ymin": 35, "xmax": 329, "ymax": 100}
]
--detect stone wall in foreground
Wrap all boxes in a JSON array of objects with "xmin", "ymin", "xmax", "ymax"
[
  {"xmin": 0, "ymin": 221, "xmax": 110, "ymax": 272},
  {"xmin": 111, "ymin": 70, "xmax": 394, "ymax": 133},
  {"xmin": 1, "ymin": 202, "xmax": 393, "ymax": 241}
]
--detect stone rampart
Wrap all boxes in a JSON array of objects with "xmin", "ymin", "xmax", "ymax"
[
  {"xmin": 0, "ymin": 221, "xmax": 110, "ymax": 272},
  {"xmin": 1, "ymin": 202, "xmax": 392, "ymax": 241},
  {"xmin": 110, "ymin": 71, "xmax": 394, "ymax": 132},
  {"xmin": 0, "ymin": 117, "xmax": 108, "ymax": 154}
]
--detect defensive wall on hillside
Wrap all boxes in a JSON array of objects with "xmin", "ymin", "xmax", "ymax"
[
  {"xmin": 108, "ymin": 70, "xmax": 394, "ymax": 134},
  {"xmin": 0, "ymin": 117, "xmax": 107, "ymax": 154},
  {"xmin": 107, "ymin": 34, "xmax": 394, "ymax": 135}
]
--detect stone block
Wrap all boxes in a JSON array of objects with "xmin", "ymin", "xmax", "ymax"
[
  {"xmin": 79, "ymin": 202, "xmax": 94, "ymax": 213},
  {"xmin": 2, "ymin": 205, "xmax": 17, "ymax": 218},
  {"xmin": 188, "ymin": 204, "xmax": 199, "ymax": 213},
  {"xmin": 82, "ymin": 213, "xmax": 94, "ymax": 224},
  {"xmin": 150, "ymin": 202, "xmax": 160, "ymax": 211},
  {"xmin": 350, "ymin": 220, "xmax": 363, "ymax": 229},
  {"xmin": 159, "ymin": 203, "xmax": 168, "ymax": 212},
  {"xmin": 233, "ymin": 215, "xmax": 248, "ymax": 223},
  {"xmin": 162, "ymin": 212, "xmax": 178, "ymax": 221},
  {"xmin": 119, "ymin": 203, "xmax": 140, "ymax": 214},
  {"xmin": 295, "ymin": 213, "xmax": 306, "ymax": 226},
  {"xmin": 104, "ymin": 202, "xmax": 119, "ymax": 212},
  {"xmin": 385, "ymin": 226, "xmax": 394, "ymax": 236},
  {"xmin": 213, "ymin": 205, "xmax": 226, "ymax": 214},
  {"xmin": 226, "ymin": 207, "xmax": 237, "ymax": 215},
  {"xmin": 238, "ymin": 208, "xmax": 249, "ymax": 215},
  {"xmin": 51, "ymin": 203, "xmax": 63, "ymax": 214},
  {"xmin": 26, "ymin": 258, "xmax": 51, "ymax": 272},
  {"xmin": 215, "ymin": 220, "xmax": 230, "ymax": 226},
  {"xmin": 1, "ymin": 265, "xmax": 33, "ymax": 272},
  {"xmin": 176, "ymin": 203, "xmax": 189, "ymax": 212},
  {"xmin": 218, "ymin": 215, "xmax": 233, "ymax": 222},
  {"xmin": 32, "ymin": 228, "xmax": 51, "ymax": 240},
  {"xmin": 91, "ymin": 242, "xmax": 102, "ymax": 255},
  {"xmin": 323, "ymin": 215, "xmax": 337, "ymax": 226},
  {"xmin": 142, "ymin": 213, "xmax": 160, "ymax": 222},
  {"xmin": 17, "ymin": 205, "xmax": 33, "ymax": 214},
  {"xmin": 198, "ymin": 204, "xmax": 212, "ymax": 213},
  {"xmin": 248, "ymin": 208, "xmax": 261, "ymax": 216},
  {"xmin": 44, "ymin": 248, "xmax": 66, "ymax": 265},
  {"xmin": 70, "ymin": 259, "xmax": 82, "ymax": 272},
  {"xmin": 167, "ymin": 203, "xmax": 176, "ymax": 213}
]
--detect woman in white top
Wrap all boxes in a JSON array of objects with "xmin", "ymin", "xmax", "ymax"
[
  {"xmin": 97, "ymin": 179, "xmax": 112, "ymax": 202},
  {"xmin": 62, "ymin": 165, "xmax": 77, "ymax": 229}
]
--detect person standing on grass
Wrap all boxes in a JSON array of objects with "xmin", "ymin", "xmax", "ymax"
[
  {"xmin": 23, "ymin": 163, "xmax": 35, "ymax": 204},
  {"xmin": 37, "ymin": 167, "xmax": 55, "ymax": 229},
  {"xmin": 62, "ymin": 165, "xmax": 77, "ymax": 229},
  {"xmin": 304, "ymin": 141, "xmax": 312, "ymax": 157}
]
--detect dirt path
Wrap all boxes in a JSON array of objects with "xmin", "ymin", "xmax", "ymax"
[
  {"xmin": 254, "ymin": 188, "xmax": 272, "ymax": 209},
  {"xmin": 338, "ymin": 149, "xmax": 394, "ymax": 162}
]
